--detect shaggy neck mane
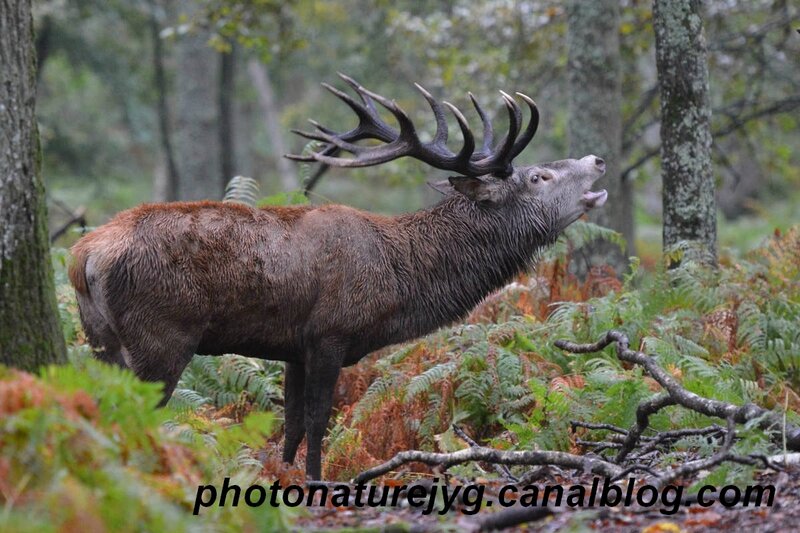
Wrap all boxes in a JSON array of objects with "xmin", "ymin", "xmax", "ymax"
[{"xmin": 385, "ymin": 194, "xmax": 559, "ymax": 338}]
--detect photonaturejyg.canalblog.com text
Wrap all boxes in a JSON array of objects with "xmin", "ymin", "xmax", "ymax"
[{"xmin": 193, "ymin": 476, "xmax": 776, "ymax": 516}]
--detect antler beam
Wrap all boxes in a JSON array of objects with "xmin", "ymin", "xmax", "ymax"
[{"xmin": 286, "ymin": 73, "xmax": 539, "ymax": 178}]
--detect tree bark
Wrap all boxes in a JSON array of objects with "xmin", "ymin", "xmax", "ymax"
[
  {"xmin": 219, "ymin": 45, "xmax": 237, "ymax": 188},
  {"xmin": 247, "ymin": 59, "xmax": 297, "ymax": 191},
  {"xmin": 653, "ymin": 0, "xmax": 717, "ymax": 264},
  {"xmin": 174, "ymin": 0, "xmax": 221, "ymax": 200},
  {"xmin": 149, "ymin": 0, "xmax": 179, "ymax": 202},
  {"xmin": 567, "ymin": 0, "xmax": 632, "ymax": 275},
  {"xmin": 0, "ymin": 0, "xmax": 67, "ymax": 368}
]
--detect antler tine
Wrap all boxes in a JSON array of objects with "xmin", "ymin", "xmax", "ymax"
[
  {"xmin": 474, "ymin": 92, "xmax": 520, "ymax": 175},
  {"xmin": 443, "ymin": 101, "xmax": 476, "ymax": 165},
  {"xmin": 285, "ymin": 126, "xmax": 325, "ymax": 161},
  {"xmin": 321, "ymin": 82, "xmax": 373, "ymax": 124},
  {"xmin": 500, "ymin": 90, "xmax": 523, "ymax": 136},
  {"xmin": 469, "ymin": 93, "xmax": 494, "ymax": 157},
  {"xmin": 338, "ymin": 72, "xmax": 379, "ymax": 114},
  {"xmin": 285, "ymin": 153, "xmax": 317, "ymax": 162},
  {"xmin": 285, "ymin": 133, "xmax": 338, "ymax": 162},
  {"xmin": 311, "ymin": 144, "xmax": 409, "ymax": 168},
  {"xmin": 293, "ymin": 126, "xmax": 374, "ymax": 157},
  {"xmin": 415, "ymin": 83, "xmax": 449, "ymax": 146},
  {"xmin": 509, "ymin": 92, "xmax": 539, "ymax": 160},
  {"xmin": 290, "ymin": 128, "xmax": 331, "ymax": 143},
  {"xmin": 321, "ymin": 81, "xmax": 396, "ymax": 142},
  {"xmin": 358, "ymin": 86, "xmax": 420, "ymax": 146},
  {"xmin": 309, "ymin": 119, "xmax": 334, "ymax": 135}
]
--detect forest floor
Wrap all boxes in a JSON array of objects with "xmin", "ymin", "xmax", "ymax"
[{"xmin": 284, "ymin": 467, "xmax": 800, "ymax": 531}]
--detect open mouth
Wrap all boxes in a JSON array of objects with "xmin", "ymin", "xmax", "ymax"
[{"xmin": 581, "ymin": 189, "xmax": 608, "ymax": 209}]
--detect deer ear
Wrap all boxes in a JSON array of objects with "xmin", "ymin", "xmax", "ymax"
[
  {"xmin": 428, "ymin": 179, "xmax": 455, "ymax": 195},
  {"xmin": 448, "ymin": 176, "xmax": 502, "ymax": 203}
]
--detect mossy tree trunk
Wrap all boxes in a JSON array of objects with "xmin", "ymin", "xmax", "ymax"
[
  {"xmin": 567, "ymin": 0, "xmax": 632, "ymax": 275},
  {"xmin": 0, "ymin": 0, "xmax": 67, "ymax": 368},
  {"xmin": 653, "ymin": 0, "xmax": 717, "ymax": 264}
]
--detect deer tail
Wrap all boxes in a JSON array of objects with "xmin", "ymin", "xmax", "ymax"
[{"xmin": 68, "ymin": 241, "xmax": 91, "ymax": 295}]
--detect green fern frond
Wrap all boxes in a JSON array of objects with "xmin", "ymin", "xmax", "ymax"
[
  {"xmin": 404, "ymin": 361, "xmax": 457, "ymax": 403},
  {"xmin": 223, "ymin": 175, "xmax": 260, "ymax": 206}
]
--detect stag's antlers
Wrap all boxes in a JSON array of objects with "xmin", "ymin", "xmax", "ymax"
[{"xmin": 286, "ymin": 73, "xmax": 539, "ymax": 178}]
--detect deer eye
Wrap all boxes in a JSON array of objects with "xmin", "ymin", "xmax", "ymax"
[{"xmin": 531, "ymin": 174, "xmax": 540, "ymax": 183}]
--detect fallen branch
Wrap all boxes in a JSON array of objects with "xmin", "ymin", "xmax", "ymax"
[
  {"xmin": 453, "ymin": 424, "xmax": 519, "ymax": 483},
  {"xmin": 616, "ymin": 393, "xmax": 675, "ymax": 463},
  {"xmin": 631, "ymin": 425, "xmax": 726, "ymax": 460},
  {"xmin": 555, "ymin": 330, "xmax": 800, "ymax": 452},
  {"xmin": 352, "ymin": 446, "xmax": 623, "ymax": 485},
  {"xmin": 654, "ymin": 418, "xmax": 780, "ymax": 487}
]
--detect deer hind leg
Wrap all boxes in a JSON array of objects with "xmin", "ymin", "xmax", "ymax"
[
  {"xmin": 303, "ymin": 340, "xmax": 345, "ymax": 480},
  {"xmin": 282, "ymin": 362, "xmax": 306, "ymax": 464},
  {"xmin": 76, "ymin": 290, "xmax": 128, "ymax": 369}
]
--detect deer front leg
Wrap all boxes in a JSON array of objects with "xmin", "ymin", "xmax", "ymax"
[
  {"xmin": 282, "ymin": 362, "xmax": 306, "ymax": 464},
  {"xmin": 303, "ymin": 340, "xmax": 345, "ymax": 480}
]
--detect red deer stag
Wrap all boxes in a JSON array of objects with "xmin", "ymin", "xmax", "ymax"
[{"xmin": 69, "ymin": 74, "xmax": 607, "ymax": 480}]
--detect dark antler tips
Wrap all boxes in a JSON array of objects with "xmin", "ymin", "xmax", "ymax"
[
  {"xmin": 287, "ymin": 74, "xmax": 540, "ymax": 177},
  {"xmin": 336, "ymin": 72, "xmax": 358, "ymax": 86},
  {"xmin": 442, "ymin": 101, "xmax": 466, "ymax": 121}
]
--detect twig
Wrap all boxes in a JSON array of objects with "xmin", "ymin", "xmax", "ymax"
[
  {"xmin": 570, "ymin": 421, "xmax": 630, "ymax": 436},
  {"xmin": 452, "ymin": 424, "xmax": 519, "ymax": 483},
  {"xmin": 49, "ymin": 206, "xmax": 86, "ymax": 242},
  {"xmin": 631, "ymin": 425, "xmax": 726, "ymax": 459},
  {"xmin": 575, "ymin": 439, "xmax": 622, "ymax": 451}
]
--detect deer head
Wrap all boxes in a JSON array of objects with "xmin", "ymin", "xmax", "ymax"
[{"xmin": 287, "ymin": 73, "xmax": 607, "ymax": 233}]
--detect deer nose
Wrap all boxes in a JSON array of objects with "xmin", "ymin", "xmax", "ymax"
[{"xmin": 594, "ymin": 157, "xmax": 605, "ymax": 173}]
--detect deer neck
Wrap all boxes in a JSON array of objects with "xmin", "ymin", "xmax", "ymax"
[{"xmin": 391, "ymin": 194, "xmax": 557, "ymax": 331}]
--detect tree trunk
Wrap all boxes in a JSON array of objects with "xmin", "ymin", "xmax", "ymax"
[
  {"xmin": 219, "ymin": 45, "xmax": 237, "ymax": 188},
  {"xmin": 566, "ymin": 0, "xmax": 631, "ymax": 275},
  {"xmin": 174, "ymin": 0, "xmax": 221, "ymax": 200},
  {"xmin": 149, "ymin": 0, "xmax": 179, "ymax": 202},
  {"xmin": 0, "ymin": 0, "xmax": 67, "ymax": 368},
  {"xmin": 247, "ymin": 59, "xmax": 297, "ymax": 191},
  {"xmin": 653, "ymin": 0, "xmax": 717, "ymax": 264}
]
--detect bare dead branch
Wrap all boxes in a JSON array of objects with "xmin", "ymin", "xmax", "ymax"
[
  {"xmin": 631, "ymin": 425, "xmax": 726, "ymax": 460},
  {"xmin": 352, "ymin": 446, "xmax": 623, "ymax": 485},
  {"xmin": 652, "ymin": 418, "xmax": 779, "ymax": 486},
  {"xmin": 570, "ymin": 421, "xmax": 630, "ymax": 437},
  {"xmin": 620, "ymin": 95, "xmax": 800, "ymax": 179},
  {"xmin": 453, "ymin": 424, "xmax": 519, "ymax": 483},
  {"xmin": 555, "ymin": 330, "xmax": 800, "ymax": 452},
  {"xmin": 49, "ymin": 206, "xmax": 86, "ymax": 242},
  {"xmin": 616, "ymin": 393, "xmax": 676, "ymax": 463}
]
